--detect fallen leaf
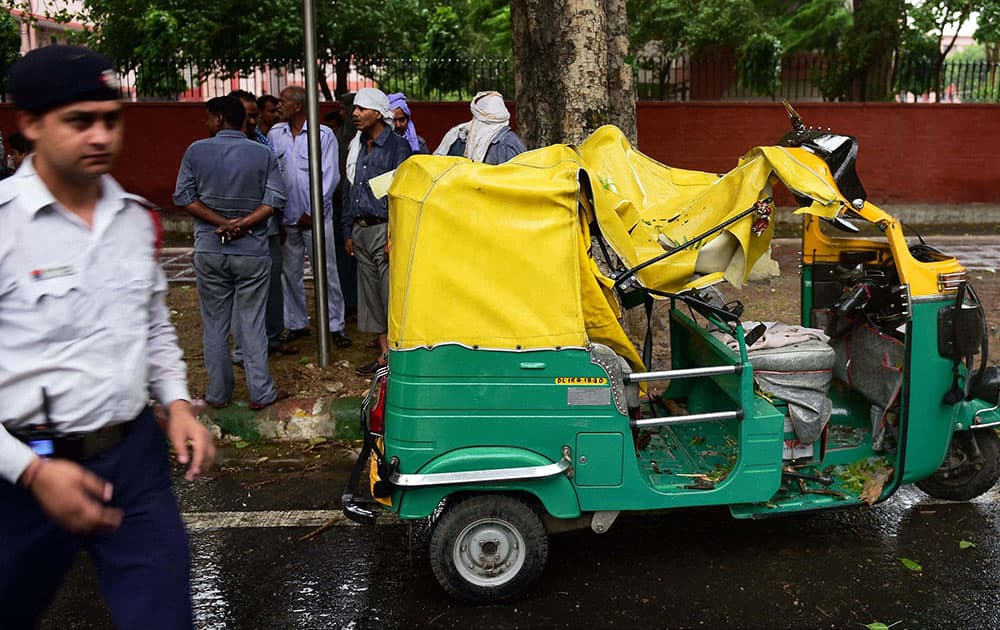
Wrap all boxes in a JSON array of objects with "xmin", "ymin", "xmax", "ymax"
[
  {"xmin": 309, "ymin": 436, "xmax": 328, "ymax": 446},
  {"xmin": 899, "ymin": 557, "xmax": 922, "ymax": 572},
  {"xmin": 255, "ymin": 456, "xmax": 269, "ymax": 464},
  {"xmin": 299, "ymin": 356, "xmax": 312, "ymax": 365},
  {"xmin": 860, "ymin": 465, "xmax": 894, "ymax": 505},
  {"xmin": 234, "ymin": 440, "xmax": 249, "ymax": 449},
  {"xmin": 959, "ymin": 540, "xmax": 976, "ymax": 549},
  {"xmin": 864, "ymin": 623, "xmax": 889, "ymax": 630}
]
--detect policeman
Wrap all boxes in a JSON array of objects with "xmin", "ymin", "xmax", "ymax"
[{"xmin": 0, "ymin": 46, "xmax": 215, "ymax": 629}]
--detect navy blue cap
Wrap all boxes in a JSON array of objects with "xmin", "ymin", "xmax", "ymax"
[{"xmin": 8, "ymin": 45, "xmax": 121, "ymax": 113}]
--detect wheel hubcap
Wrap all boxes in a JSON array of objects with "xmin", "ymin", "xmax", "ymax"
[{"xmin": 453, "ymin": 518, "xmax": 526, "ymax": 587}]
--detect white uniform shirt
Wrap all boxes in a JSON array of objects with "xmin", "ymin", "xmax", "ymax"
[{"xmin": 0, "ymin": 158, "xmax": 190, "ymax": 483}]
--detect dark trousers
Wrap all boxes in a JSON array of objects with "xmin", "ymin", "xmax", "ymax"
[
  {"xmin": 0, "ymin": 409, "xmax": 193, "ymax": 630},
  {"xmin": 265, "ymin": 233, "xmax": 284, "ymax": 342}
]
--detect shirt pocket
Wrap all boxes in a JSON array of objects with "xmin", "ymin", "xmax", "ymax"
[
  {"xmin": 296, "ymin": 144, "xmax": 311, "ymax": 171},
  {"xmin": 99, "ymin": 258, "xmax": 155, "ymax": 329},
  {"xmin": 17, "ymin": 274, "xmax": 87, "ymax": 341}
]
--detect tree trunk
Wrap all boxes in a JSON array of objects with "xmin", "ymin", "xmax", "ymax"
[
  {"xmin": 335, "ymin": 58, "xmax": 351, "ymax": 98},
  {"xmin": 510, "ymin": 0, "xmax": 636, "ymax": 148}
]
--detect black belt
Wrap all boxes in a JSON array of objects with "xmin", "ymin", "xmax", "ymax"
[
  {"xmin": 355, "ymin": 215, "xmax": 387, "ymax": 228},
  {"xmin": 9, "ymin": 420, "xmax": 135, "ymax": 461}
]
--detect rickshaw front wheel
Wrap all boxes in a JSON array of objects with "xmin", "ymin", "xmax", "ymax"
[
  {"xmin": 429, "ymin": 494, "xmax": 548, "ymax": 603},
  {"xmin": 916, "ymin": 430, "xmax": 1000, "ymax": 501}
]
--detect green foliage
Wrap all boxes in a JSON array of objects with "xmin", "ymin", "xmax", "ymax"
[
  {"xmin": 896, "ymin": 31, "xmax": 941, "ymax": 97},
  {"xmin": 738, "ymin": 32, "xmax": 783, "ymax": 95},
  {"xmin": 420, "ymin": 6, "xmax": 470, "ymax": 94},
  {"xmin": 0, "ymin": 9, "xmax": 20, "ymax": 84},
  {"xmin": 773, "ymin": 0, "xmax": 851, "ymax": 55}
]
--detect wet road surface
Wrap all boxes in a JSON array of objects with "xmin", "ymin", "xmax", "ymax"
[{"xmin": 40, "ymin": 451, "xmax": 1000, "ymax": 629}]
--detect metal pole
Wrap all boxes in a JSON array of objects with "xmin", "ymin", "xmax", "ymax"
[{"xmin": 302, "ymin": 0, "xmax": 330, "ymax": 367}]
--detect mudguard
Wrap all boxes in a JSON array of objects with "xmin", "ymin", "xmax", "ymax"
[{"xmin": 394, "ymin": 447, "xmax": 582, "ymax": 520}]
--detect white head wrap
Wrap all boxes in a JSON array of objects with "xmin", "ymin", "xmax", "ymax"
[
  {"xmin": 346, "ymin": 87, "xmax": 393, "ymax": 184},
  {"xmin": 432, "ymin": 91, "xmax": 511, "ymax": 163}
]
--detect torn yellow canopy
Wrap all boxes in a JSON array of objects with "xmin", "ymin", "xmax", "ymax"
[{"xmin": 386, "ymin": 125, "xmax": 848, "ymax": 359}]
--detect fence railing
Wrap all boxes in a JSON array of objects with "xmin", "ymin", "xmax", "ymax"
[
  {"xmin": 634, "ymin": 54, "xmax": 1000, "ymax": 103},
  {"xmin": 106, "ymin": 56, "xmax": 515, "ymax": 102},
  {"xmin": 3, "ymin": 54, "xmax": 997, "ymax": 103}
]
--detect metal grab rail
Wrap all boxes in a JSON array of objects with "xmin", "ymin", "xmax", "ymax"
[
  {"xmin": 627, "ymin": 364, "xmax": 745, "ymax": 429},
  {"xmin": 631, "ymin": 410, "xmax": 744, "ymax": 430},
  {"xmin": 626, "ymin": 364, "xmax": 743, "ymax": 384}
]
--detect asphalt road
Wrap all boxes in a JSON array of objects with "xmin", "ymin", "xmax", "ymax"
[
  {"xmin": 38, "ymin": 446, "xmax": 1000, "ymax": 630},
  {"xmin": 34, "ymin": 233, "xmax": 1000, "ymax": 629}
]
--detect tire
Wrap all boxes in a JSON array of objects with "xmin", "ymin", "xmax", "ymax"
[
  {"xmin": 429, "ymin": 494, "xmax": 548, "ymax": 603},
  {"xmin": 916, "ymin": 430, "xmax": 1000, "ymax": 501}
]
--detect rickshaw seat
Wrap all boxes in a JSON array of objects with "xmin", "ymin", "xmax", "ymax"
[{"xmin": 715, "ymin": 323, "xmax": 835, "ymax": 445}]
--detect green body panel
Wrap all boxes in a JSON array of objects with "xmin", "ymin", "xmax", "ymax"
[
  {"xmin": 382, "ymin": 340, "xmax": 784, "ymax": 518},
  {"xmin": 897, "ymin": 299, "xmax": 964, "ymax": 483},
  {"xmin": 378, "ymin": 289, "xmax": 987, "ymax": 521},
  {"xmin": 801, "ymin": 265, "xmax": 814, "ymax": 325},
  {"xmin": 393, "ymin": 447, "xmax": 582, "ymax": 519},
  {"xmin": 575, "ymin": 433, "xmax": 624, "ymax": 486}
]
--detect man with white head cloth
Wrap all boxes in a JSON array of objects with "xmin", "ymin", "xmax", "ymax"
[
  {"xmin": 434, "ymin": 90, "xmax": 526, "ymax": 164},
  {"xmin": 342, "ymin": 87, "xmax": 412, "ymax": 376}
]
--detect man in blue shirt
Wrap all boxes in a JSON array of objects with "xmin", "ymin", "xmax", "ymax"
[
  {"xmin": 342, "ymin": 88, "xmax": 412, "ymax": 375},
  {"xmin": 173, "ymin": 95, "xmax": 288, "ymax": 410},
  {"xmin": 229, "ymin": 89, "xmax": 297, "ymax": 358}
]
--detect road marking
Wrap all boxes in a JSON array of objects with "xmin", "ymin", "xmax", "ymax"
[{"xmin": 182, "ymin": 509, "xmax": 400, "ymax": 531}]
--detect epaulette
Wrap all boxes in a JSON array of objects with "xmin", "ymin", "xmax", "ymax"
[
  {"xmin": 122, "ymin": 192, "xmax": 160, "ymax": 211},
  {"xmin": 124, "ymin": 193, "xmax": 164, "ymax": 258}
]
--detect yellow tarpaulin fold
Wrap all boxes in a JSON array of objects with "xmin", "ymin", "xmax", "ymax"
[{"xmin": 386, "ymin": 125, "xmax": 849, "ymax": 362}]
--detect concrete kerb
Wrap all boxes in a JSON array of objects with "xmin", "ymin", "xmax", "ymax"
[{"xmin": 191, "ymin": 396, "xmax": 364, "ymax": 444}]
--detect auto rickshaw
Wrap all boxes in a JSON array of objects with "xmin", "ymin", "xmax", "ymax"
[{"xmin": 343, "ymin": 105, "xmax": 1000, "ymax": 603}]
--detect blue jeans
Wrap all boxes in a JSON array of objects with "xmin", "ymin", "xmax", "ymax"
[
  {"xmin": 193, "ymin": 252, "xmax": 277, "ymax": 406},
  {"xmin": 0, "ymin": 409, "xmax": 193, "ymax": 630}
]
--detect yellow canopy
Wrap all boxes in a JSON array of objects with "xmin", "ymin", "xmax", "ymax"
[{"xmin": 386, "ymin": 125, "xmax": 849, "ymax": 361}]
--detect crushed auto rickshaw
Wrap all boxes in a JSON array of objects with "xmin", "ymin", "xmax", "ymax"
[{"xmin": 342, "ymin": 104, "xmax": 1000, "ymax": 603}]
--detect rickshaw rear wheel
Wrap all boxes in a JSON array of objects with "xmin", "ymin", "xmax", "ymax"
[
  {"xmin": 916, "ymin": 430, "xmax": 1000, "ymax": 501},
  {"xmin": 429, "ymin": 494, "xmax": 548, "ymax": 603}
]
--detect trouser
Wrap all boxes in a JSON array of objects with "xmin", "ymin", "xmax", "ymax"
[
  {"xmin": 265, "ymin": 233, "xmax": 284, "ymax": 342},
  {"xmin": 233, "ymin": 234, "xmax": 284, "ymax": 362},
  {"xmin": 281, "ymin": 219, "xmax": 346, "ymax": 332},
  {"xmin": 0, "ymin": 408, "xmax": 193, "ymax": 630},
  {"xmin": 193, "ymin": 252, "xmax": 277, "ymax": 406},
  {"xmin": 352, "ymin": 222, "xmax": 389, "ymax": 334},
  {"xmin": 332, "ymin": 192, "xmax": 358, "ymax": 312}
]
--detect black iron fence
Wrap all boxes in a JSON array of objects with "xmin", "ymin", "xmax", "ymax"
[
  {"xmin": 105, "ymin": 56, "xmax": 515, "ymax": 102},
  {"xmin": 3, "ymin": 54, "xmax": 997, "ymax": 103},
  {"xmin": 634, "ymin": 54, "xmax": 1000, "ymax": 103}
]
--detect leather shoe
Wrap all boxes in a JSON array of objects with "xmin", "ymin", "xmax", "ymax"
[
  {"xmin": 204, "ymin": 396, "xmax": 230, "ymax": 409},
  {"xmin": 268, "ymin": 341, "xmax": 299, "ymax": 355},
  {"xmin": 249, "ymin": 388, "xmax": 290, "ymax": 411},
  {"xmin": 356, "ymin": 355, "xmax": 388, "ymax": 377},
  {"xmin": 332, "ymin": 330, "xmax": 352, "ymax": 348},
  {"xmin": 277, "ymin": 328, "xmax": 309, "ymax": 343}
]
